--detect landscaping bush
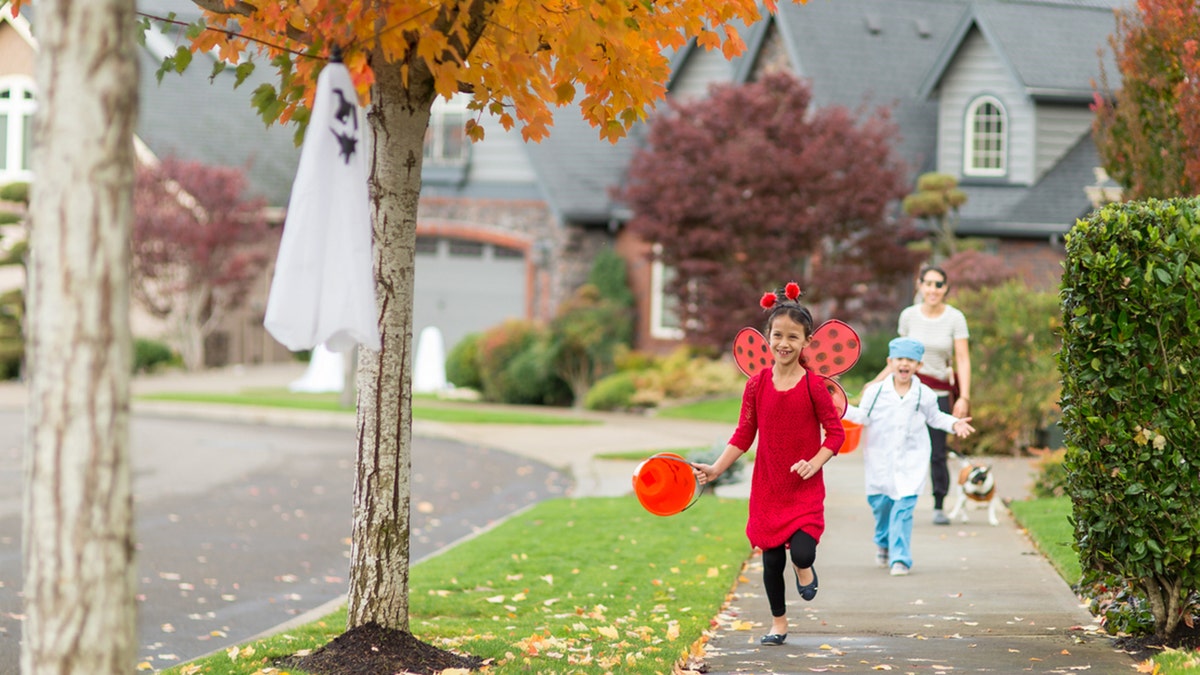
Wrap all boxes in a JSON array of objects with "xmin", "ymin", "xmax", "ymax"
[
  {"xmin": 953, "ymin": 280, "xmax": 1062, "ymax": 455},
  {"xmin": 476, "ymin": 319, "xmax": 543, "ymax": 403},
  {"xmin": 549, "ymin": 283, "xmax": 632, "ymax": 407},
  {"xmin": 134, "ymin": 338, "xmax": 178, "ymax": 373},
  {"xmin": 687, "ymin": 441, "xmax": 744, "ymax": 489},
  {"xmin": 1059, "ymin": 197, "xmax": 1200, "ymax": 642},
  {"xmin": 501, "ymin": 341, "xmax": 571, "ymax": 406},
  {"xmin": 1029, "ymin": 448, "xmax": 1068, "ymax": 499},
  {"xmin": 587, "ymin": 247, "xmax": 635, "ymax": 309},
  {"xmin": 444, "ymin": 332, "xmax": 483, "ymax": 391},
  {"xmin": 583, "ymin": 370, "xmax": 639, "ymax": 411}
]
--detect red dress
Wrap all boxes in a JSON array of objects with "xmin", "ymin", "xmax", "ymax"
[{"xmin": 729, "ymin": 367, "xmax": 845, "ymax": 549}]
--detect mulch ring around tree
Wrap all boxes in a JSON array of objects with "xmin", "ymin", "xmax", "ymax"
[
  {"xmin": 1112, "ymin": 622, "xmax": 1200, "ymax": 664},
  {"xmin": 277, "ymin": 623, "xmax": 486, "ymax": 675}
]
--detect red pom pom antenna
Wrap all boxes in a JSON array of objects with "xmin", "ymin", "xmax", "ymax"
[
  {"xmin": 760, "ymin": 292, "xmax": 777, "ymax": 310},
  {"xmin": 785, "ymin": 282, "xmax": 801, "ymax": 301}
]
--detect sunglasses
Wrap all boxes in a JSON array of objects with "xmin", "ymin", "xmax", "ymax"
[{"xmin": 922, "ymin": 280, "xmax": 946, "ymax": 288}]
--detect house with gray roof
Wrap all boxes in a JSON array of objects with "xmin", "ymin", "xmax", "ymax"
[
  {"xmin": 469, "ymin": 0, "xmax": 1129, "ymax": 352},
  {"xmin": 1, "ymin": 0, "xmax": 1128, "ymax": 364}
]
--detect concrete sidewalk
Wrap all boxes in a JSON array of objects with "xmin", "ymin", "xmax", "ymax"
[{"xmin": 3, "ymin": 363, "xmax": 1137, "ymax": 673}]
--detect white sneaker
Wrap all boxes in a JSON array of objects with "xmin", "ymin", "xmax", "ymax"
[
  {"xmin": 875, "ymin": 547, "xmax": 888, "ymax": 568},
  {"xmin": 890, "ymin": 562, "xmax": 909, "ymax": 576},
  {"xmin": 932, "ymin": 509, "xmax": 950, "ymax": 525}
]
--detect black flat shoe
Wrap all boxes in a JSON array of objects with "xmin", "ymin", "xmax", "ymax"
[
  {"xmin": 795, "ymin": 567, "xmax": 818, "ymax": 601},
  {"xmin": 760, "ymin": 633, "xmax": 787, "ymax": 646}
]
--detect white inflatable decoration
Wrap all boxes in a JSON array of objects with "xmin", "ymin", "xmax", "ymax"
[
  {"xmin": 413, "ymin": 326, "xmax": 448, "ymax": 394},
  {"xmin": 289, "ymin": 344, "xmax": 345, "ymax": 393}
]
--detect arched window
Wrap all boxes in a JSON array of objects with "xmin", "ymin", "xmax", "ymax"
[
  {"xmin": 964, "ymin": 96, "xmax": 1006, "ymax": 177},
  {"xmin": 0, "ymin": 77, "xmax": 36, "ymax": 180}
]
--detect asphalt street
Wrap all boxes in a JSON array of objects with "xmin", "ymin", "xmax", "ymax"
[{"xmin": 0, "ymin": 409, "xmax": 570, "ymax": 672}]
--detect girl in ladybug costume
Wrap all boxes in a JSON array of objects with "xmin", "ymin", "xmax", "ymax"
[{"xmin": 692, "ymin": 283, "xmax": 845, "ymax": 646}]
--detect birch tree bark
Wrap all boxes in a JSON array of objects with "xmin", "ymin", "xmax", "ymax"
[
  {"xmin": 22, "ymin": 1, "xmax": 139, "ymax": 673},
  {"xmin": 346, "ymin": 52, "xmax": 433, "ymax": 630}
]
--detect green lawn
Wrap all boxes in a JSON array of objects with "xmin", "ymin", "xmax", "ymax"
[
  {"xmin": 138, "ymin": 390, "xmax": 598, "ymax": 425},
  {"xmin": 158, "ymin": 496, "xmax": 750, "ymax": 675},
  {"xmin": 654, "ymin": 396, "xmax": 739, "ymax": 424},
  {"xmin": 1007, "ymin": 496, "xmax": 1081, "ymax": 586}
]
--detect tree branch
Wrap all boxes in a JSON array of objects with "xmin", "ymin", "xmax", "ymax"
[{"xmin": 186, "ymin": 0, "xmax": 312, "ymax": 46}]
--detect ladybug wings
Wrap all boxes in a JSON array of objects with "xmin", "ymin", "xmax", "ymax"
[
  {"xmin": 731, "ymin": 320, "xmax": 862, "ymax": 418},
  {"xmin": 804, "ymin": 319, "xmax": 861, "ymax": 379}
]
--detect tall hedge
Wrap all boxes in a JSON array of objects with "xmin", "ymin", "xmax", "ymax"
[{"xmin": 1059, "ymin": 198, "xmax": 1200, "ymax": 640}]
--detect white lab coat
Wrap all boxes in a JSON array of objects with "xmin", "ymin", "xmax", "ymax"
[{"xmin": 844, "ymin": 375, "xmax": 961, "ymax": 499}]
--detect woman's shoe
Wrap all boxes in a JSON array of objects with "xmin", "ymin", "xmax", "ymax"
[
  {"xmin": 760, "ymin": 633, "xmax": 788, "ymax": 646},
  {"xmin": 795, "ymin": 567, "xmax": 819, "ymax": 601}
]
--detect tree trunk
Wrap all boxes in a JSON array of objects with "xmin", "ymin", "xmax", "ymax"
[
  {"xmin": 346, "ymin": 51, "xmax": 436, "ymax": 631},
  {"xmin": 22, "ymin": 2, "xmax": 138, "ymax": 674}
]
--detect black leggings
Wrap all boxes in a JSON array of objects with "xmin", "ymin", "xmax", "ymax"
[
  {"xmin": 761, "ymin": 529, "xmax": 818, "ymax": 618},
  {"xmin": 929, "ymin": 395, "xmax": 951, "ymax": 508}
]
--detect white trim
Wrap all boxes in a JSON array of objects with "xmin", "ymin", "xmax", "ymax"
[
  {"xmin": 0, "ymin": 4, "xmax": 37, "ymax": 48},
  {"xmin": 963, "ymin": 95, "xmax": 1007, "ymax": 177},
  {"xmin": 424, "ymin": 94, "xmax": 469, "ymax": 165},
  {"xmin": 649, "ymin": 245, "xmax": 683, "ymax": 340},
  {"xmin": 0, "ymin": 75, "xmax": 36, "ymax": 183}
]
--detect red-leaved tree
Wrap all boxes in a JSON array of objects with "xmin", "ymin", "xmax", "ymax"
[
  {"xmin": 132, "ymin": 157, "xmax": 275, "ymax": 370},
  {"xmin": 1092, "ymin": 0, "xmax": 1200, "ymax": 199},
  {"xmin": 619, "ymin": 72, "xmax": 923, "ymax": 349}
]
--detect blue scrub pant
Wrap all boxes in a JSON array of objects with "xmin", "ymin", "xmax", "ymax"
[{"xmin": 868, "ymin": 494, "xmax": 918, "ymax": 569}]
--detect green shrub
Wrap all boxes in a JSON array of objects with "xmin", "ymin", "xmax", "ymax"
[
  {"xmin": 134, "ymin": 338, "xmax": 178, "ymax": 373},
  {"xmin": 687, "ymin": 441, "xmax": 744, "ymax": 488},
  {"xmin": 1059, "ymin": 197, "xmax": 1200, "ymax": 642},
  {"xmin": 445, "ymin": 332, "xmax": 483, "ymax": 390},
  {"xmin": 1030, "ymin": 448, "xmax": 1068, "ymax": 499},
  {"xmin": 549, "ymin": 284, "xmax": 632, "ymax": 406},
  {"xmin": 953, "ymin": 280, "xmax": 1062, "ymax": 455},
  {"xmin": 477, "ymin": 319, "xmax": 543, "ymax": 403},
  {"xmin": 501, "ymin": 341, "xmax": 571, "ymax": 406},
  {"xmin": 587, "ymin": 247, "xmax": 635, "ymax": 309},
  {"xmin": 584, "ymin": 370, "xmax": 639, "ymax": 411}
]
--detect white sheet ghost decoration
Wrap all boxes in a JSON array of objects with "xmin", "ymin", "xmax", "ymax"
[{"xmin": 264, "ymin": 57, "xmax": 381, "ymax": 353}]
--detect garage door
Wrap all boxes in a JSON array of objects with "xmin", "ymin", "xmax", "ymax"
[{"xmin": 414, "ymin": 235, "xmax": 527, "ymax": 356}]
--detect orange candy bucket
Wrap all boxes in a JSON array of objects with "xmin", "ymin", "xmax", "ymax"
[
  {"xmin": 631, "ymin": 452, "xmax": 701, "ymax": 516},
  {"xmin": 839, "ymin": 419, "xmax": 863, "ymax": 453}
]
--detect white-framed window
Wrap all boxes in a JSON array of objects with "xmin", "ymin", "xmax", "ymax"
[
  {"xmin": 963, "ymin": 95, "xmax": 1006, "ymax": 177},
  {"xmin": 424, "ymin": 95, "xmax": 468, "ymax": 164},
  {"xmin": 650, "ymin": 244, "xmax": 684, "ymax": 340},
  {"xmin": 0, "ymin": 77, "xmax": 36, "ymax": 182}
]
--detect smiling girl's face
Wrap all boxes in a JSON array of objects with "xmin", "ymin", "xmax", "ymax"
[{"xmin": 768, "ymin": 313, "xmax": 811, "ymax": 368}]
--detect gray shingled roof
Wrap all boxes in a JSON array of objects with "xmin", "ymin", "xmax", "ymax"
[
  {"xmin": 919, "ymin": 0, "xmax": 1123, "ymax": 100},
  {"xmin": 526, "ymin": 0, "xmax": 1128, "ymax": 236},
  {"xmin": 136, "ymin": 0, "xmax": 301, "ymax": 207}
]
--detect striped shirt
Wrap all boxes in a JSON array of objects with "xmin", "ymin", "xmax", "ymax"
[{"xmin": 897, "ymin": 304, "xmax": 969, "ymax": 387}]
